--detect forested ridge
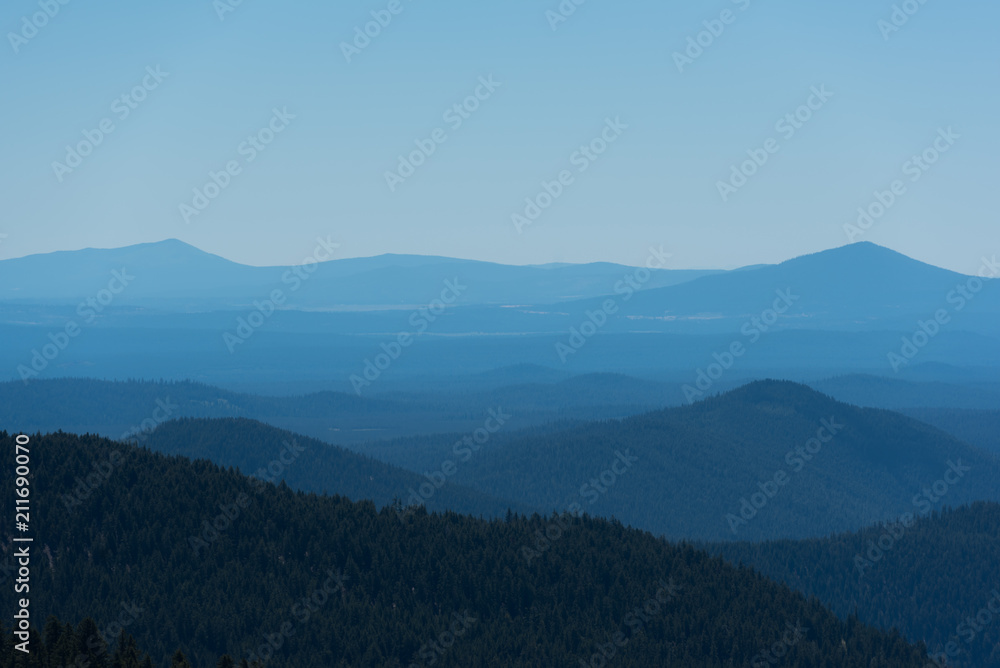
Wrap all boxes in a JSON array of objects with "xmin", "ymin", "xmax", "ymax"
[
  {"xmin": 141, "ymin": 417, "xmax": 532, "ymax": 519},
  {"xmin": 0, "ymin": 430, "xmax": 934, "ymax": 667},
  {"xmin": 899, "ymin": 407, "xmax": 1000, "ymax": 457},
  {"xmin": 447, "ymin": 380, "xmax": 1000, "ymax": 540},
  {"xmin": 115, "ymin": 381, "xmax": 1000, "ymax": 544},
  {"xmin": 713, "ymin": 502, "xmax": 1000, "ymax": 667},
  {"xmin": 0, "ymin": 377, "xmax": 650, "ymax": 446}
]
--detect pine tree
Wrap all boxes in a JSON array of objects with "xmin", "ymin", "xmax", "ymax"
[{"xmin": 170, "ymin": 649, "xmax": 193, "ymax": 668}]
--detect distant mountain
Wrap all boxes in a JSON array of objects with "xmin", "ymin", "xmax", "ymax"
[
  {"xmin": 0, "ymin": 430, "xmax": 935, "ymax": 667},
  {"xmin": 564, "ymin": 242, "xmax": 1000, "ymax": 333},
  {"xmin": 813, "ymin": 374, "xmax": 1000, "ymax": 410},
  {"xmin": 0, "ymin": 239, "xmax": 718, "ymax": 308},
  {"xmin": 3, "ymin": 242, "xmax": 999, "ymax": 387},
  {"xmin": 0, "ymin": 377, "xmax": 657, "ymax": 444},
  {"xmin": 6, "ymin": 240, "xmax": 996, "ymax": 336},
  {"xmin": 712, "ymin": 502, "xmax": 1000, "ymax": 668},
  {"xmin": 447, "ymin": 380, "xmax": 1000, "ymax": 541},
  {"xmin": 0, "ymin": 239, "xmax": 267, "ymax": 304}
]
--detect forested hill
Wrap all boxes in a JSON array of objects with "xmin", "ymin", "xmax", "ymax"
[
  {"xmin": 0, "ymin": 430, "xmax": 933, "ymax": 667},
  {"xmin": 451, "ymin": 380, "xmax": 1000, "ymax": 541},
  {"xmin": 712, "ymin": 502, "xmax": 1000, "ymax": 668},
  {"xmin": 0, "ymin": 377, "xmax": 650, "ymax": 444},
  {"xmin": 899, "ymin": 407, "xmax": 1000, "ymax": 457},
  {"xmin": 141, "ymin": 416, "xmax": 530, "ymax": 519}
]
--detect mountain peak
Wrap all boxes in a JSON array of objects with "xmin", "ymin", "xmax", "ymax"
[
  {"xmin": 782, "ymin": 241, "xmax": 918, "ymax": 266},
  {"xmin": 713, "ymin": 379, "xmax": 834, "ymax": 409},
  {"xmin": 149, "ymin": 238, "xmax": 196, "ymax": 248}
]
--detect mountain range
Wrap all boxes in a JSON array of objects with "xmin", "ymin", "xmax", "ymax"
[
  {"xmin": 0, "ymin": 238, "xmax": 718, "ymax": 308},
  {"xmin": 1, "ymin": 240, "xmax": 998, "ymax": 391},
  {"xmin": 2, "ymin": 240, "xmax": 998, "ymax": 335}
]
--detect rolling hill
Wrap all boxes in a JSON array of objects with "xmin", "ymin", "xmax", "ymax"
[
  {"xmin": 0, "ymin": 429, "xmax": 936, "ymax": 667},
  {"xmin": 139, "ymin": 417, "xmax": 529, "ymax": 519},
  {"xmin": 444, "ymin": 380, "xmax": 1000, "ymax": 541},
  {"xmin": 0, "ymin": 377, "xmax": 656, "ymax": 444},
  {"xmin": 712, "ymin": 502, "xmax": 1000, "ymax": 668}
]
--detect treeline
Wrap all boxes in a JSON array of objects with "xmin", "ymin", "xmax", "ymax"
[
  {"xmin": 0, "ymin": 615, "xmax": 211, "ymax": 668},
  {"xmin": 449, "ymin": 380, "xmax": 1000, "ymax": 541},
  {"xmin": 712, "ymin": 502, "xmax": 1000, "ymax": 667},
  {"xmin": 0, "ymin": 430, "xmax": 934, "ymax": 667},
  {"xmin": 142, "ymin": 417, "xmax": 531, "ymax": 519}
]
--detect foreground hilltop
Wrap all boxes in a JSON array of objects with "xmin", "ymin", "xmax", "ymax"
[{"xmin": 0, "ymin": 430, "xmax": 933, "ymax": 667}]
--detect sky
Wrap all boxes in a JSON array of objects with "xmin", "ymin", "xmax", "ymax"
[{"xmin": 1, "ymin": 0, "xmax": 997, "ymax": 273}]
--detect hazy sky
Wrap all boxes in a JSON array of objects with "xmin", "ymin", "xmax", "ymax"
[{"xmin": 2, "ymin": 0, "xmax": 997, "ymax": 272}]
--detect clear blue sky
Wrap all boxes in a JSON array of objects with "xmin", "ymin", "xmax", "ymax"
[{"xmin": 2, "ymin": 0, "xmax": 997, "ymax": 272}]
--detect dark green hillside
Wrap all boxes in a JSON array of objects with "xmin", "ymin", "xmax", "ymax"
[
  {"xmin": 713, "ymin": 503, "xmax": 1000, "ymax": 667},
  {"xmin": 140, "ymin": 417, "xmax": 529, "ymax": 519},
  {"xmin": 900, "ymin": 407, "xmax": 1000, "ymax": 457},
  {"xmin": 0, "ymin": 431, "xmax": 932, "ymax": 667}
]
